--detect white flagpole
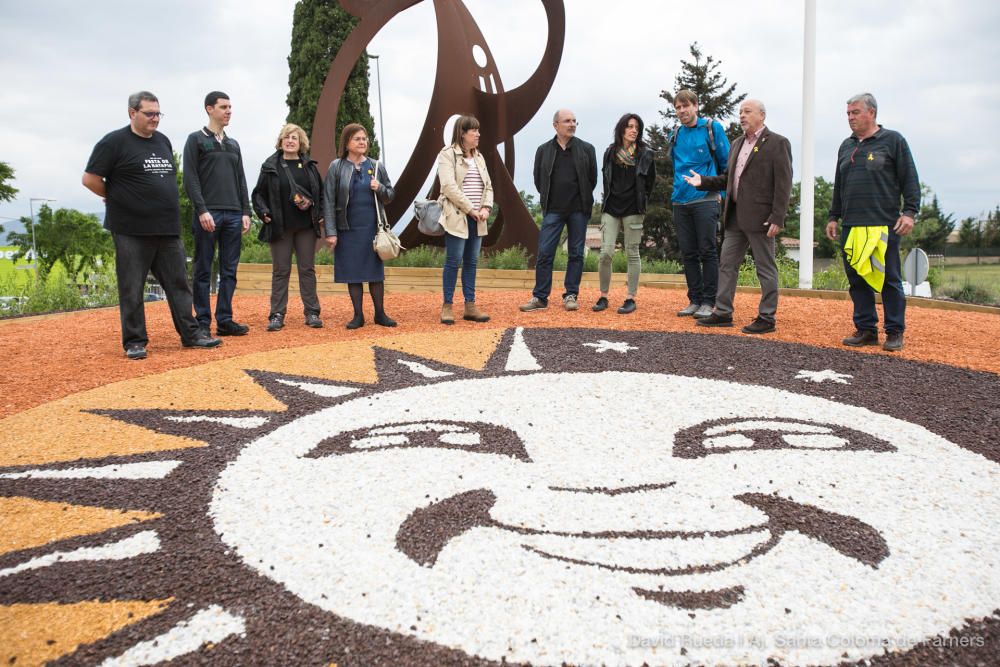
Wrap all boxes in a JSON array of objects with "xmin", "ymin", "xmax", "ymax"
[{"xmin": 799, "ymin": 0, "xmax": 816, "ymax": 288}]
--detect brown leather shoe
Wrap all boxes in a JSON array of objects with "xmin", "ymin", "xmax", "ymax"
[
  {"xmin": 440, "ymin": 303, "xmax": 455, "ymax": 325},
  {"xmin": 741, "ymin": 317, "xmax": 775, "ymax": 334},
  {"xmin": 842, "ymin": 329, "xmax": 879, "ymax": 347},
  {"xmin": 463, "ymin": 302, "xmax": 490, "ymax": 323}
]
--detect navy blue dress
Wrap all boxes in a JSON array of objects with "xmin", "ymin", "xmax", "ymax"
[{"xmin": 334, "ymin": 159, "xmax": 385, "ymax": 283}]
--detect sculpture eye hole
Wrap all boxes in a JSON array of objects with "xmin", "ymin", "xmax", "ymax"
[
  {"xmin": 304, "ymin": 421, "xmax": 531, "ymax": 462},
  {"xmin": 674, "ymin": 418, "xmax": 896, "ymax": 458}
]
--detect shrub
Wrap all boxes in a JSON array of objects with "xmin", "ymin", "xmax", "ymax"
[
  {"xmin": 940, "ymin": 278, "xmax": 999, "ymax": 306},
  {"xmin": 484, "ymin": 245, "xmax": 530, "ymax": 270},
  {"xmin": 315, "ymin": 248, "xmax": 334, "ymax": 265},
  {"xmin": 645, "ymin": 258, "xmax": 683, "ymax": 275},
  {"xmin": 812, "ymin": 262, "xmax": 850, "ymax": 290},
  {"xmin": 239, "ymin": 243, "xmax": 273, "ymax": 264},
  {"xmin": 737, "ymin": 256, "xmax": 799, "ymax": 288},
  {"xmin": 386, "ymin": 245, "xmax": 445, "ymax": 268},
  {"xmin": 21, "ymin": 267, "xmax": 86, "ymax": 313}
]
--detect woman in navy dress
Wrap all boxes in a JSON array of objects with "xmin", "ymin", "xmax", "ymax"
[{"xmin": 323, "ymin": 123, "xmax": 396, "ymax": 329}]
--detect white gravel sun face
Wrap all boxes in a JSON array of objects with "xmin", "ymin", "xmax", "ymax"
[{"xmin": 211, "ymin": 371, "xmax": 1000, "ymax": 666}]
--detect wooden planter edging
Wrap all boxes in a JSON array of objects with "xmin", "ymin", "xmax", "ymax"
[{"xmin": 234, "ymin": 264, "xmax": 999, "ymax": 315}]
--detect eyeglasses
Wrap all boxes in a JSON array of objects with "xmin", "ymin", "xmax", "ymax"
[{"xmin": 134, "ymin": 110, "xmax": 164, "ymax": 119}]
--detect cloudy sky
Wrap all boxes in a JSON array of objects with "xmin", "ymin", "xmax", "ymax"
[{"xmin": 1, "ymin": 0, "xmax": 997, "ymax": 236}]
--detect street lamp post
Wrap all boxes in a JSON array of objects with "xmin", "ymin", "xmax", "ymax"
[
  {"xmin": 369, "ymin": 53, "xmax": 387, "ymax": 169},
  {"xmin": 28, "ymin": 197, "xmax": 56, "ymax": 273}
]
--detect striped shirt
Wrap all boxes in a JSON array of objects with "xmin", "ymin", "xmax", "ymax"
[
  {"xmin": 829, "ymin": 127, "xmax": 920, "ymax": 227},
  {"xmin": 461, "ymin": 156, "xmax": 485, "ymax": 210}
]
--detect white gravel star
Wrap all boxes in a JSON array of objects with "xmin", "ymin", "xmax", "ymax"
[
  {"xmin": 796, "ymin": 369, "xmax": 853, "ymax": 384},
  {"xmin": 582, "ymin": 340, "xmax": 638, "ymax": 354}
]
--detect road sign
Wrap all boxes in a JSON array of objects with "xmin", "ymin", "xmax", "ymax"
[{"xmin": 903, "ymin": 248, "xmax": 930, "ymax": 296}]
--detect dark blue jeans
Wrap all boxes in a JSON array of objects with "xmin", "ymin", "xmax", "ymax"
[
  {"xmin": 443, "ymin": 216, "xmax": 483, "ymax": 303},
  {"xmin": 533, "ymin": 210, "xmax": 589, "ymax": 301},
  {"xmin": 841, "ymin": 227, "xmax": 906, "ymax": 334},
  {"xmin": 192, "ymin": 210, "xmax": 243, "ymax": 328},
  {"xmin": 673, "ymin": 200, "xmax": 720, "ymax": 306},
  {"xmin": 112, "ymin": 233, "xmax": 200, "ymax": 349}
]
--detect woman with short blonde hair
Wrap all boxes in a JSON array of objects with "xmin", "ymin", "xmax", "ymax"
[
  {"xmin": 251, "ymin": 123, "xmax": 331, "ymax": 331},
  {"xmin": 274, "ymin": 123, "xmax": 310, "ymax": 153}
]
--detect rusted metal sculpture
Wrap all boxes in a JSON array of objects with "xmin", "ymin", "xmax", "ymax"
[{"xmin": 311, "ymin": 0, "xmax": 566, "ymax": 257}]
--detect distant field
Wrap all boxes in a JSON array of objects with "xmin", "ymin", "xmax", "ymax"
[{"xmin": 939, "ymin": 263, "xmax": 1000, "ymax": 288}]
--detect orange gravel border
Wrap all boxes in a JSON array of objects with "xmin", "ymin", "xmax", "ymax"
[{"xmin": 1, "ymin": 289, "xmax": 998, "ymax": 420}]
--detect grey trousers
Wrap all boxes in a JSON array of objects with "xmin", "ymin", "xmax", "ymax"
[
  {"xmin": 715, "ymin": 216, "xmax": 779, "ymax": 323},
  {"xmin": 269, "ymin": 227, "xmax": 321, "ymax": 318},
  {"xmin": 599, "ymin": 213, "xmax": 644, "ymax": 296}
]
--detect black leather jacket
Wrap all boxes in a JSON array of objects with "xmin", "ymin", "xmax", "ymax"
[
  {"xmin": 322, "ymin": 157, "xmax": 395, "ymax": 235},
  {"xmin": 533, "ymin": 136, "xmax": 598, "ymax": 215},
  {"xmin": 601, "ymin": 144, "xmax": 657, "ymax": 214},
  {"xmin": 251, "ymin": 151, "xmax": 324, "ymax": 242}
]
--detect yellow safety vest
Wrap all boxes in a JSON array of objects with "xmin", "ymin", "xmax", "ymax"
[{"xmin": 844, "ymin": 226, "xmax": 888, "ymax": 292}]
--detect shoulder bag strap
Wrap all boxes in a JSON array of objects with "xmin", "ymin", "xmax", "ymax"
[
  {"xmin": 279, "ymin": 156, "xmax": 299, "ymax": 193},
  {"xmin": 371, "ymin": 159, "xmax": 389, "ymax": 230}
]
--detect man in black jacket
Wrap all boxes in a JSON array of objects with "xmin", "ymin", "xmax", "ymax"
[
  {"xmin": 183, "ymin": 91, "xmax": 252, "ymax": 337},
  {"xmin": 521, "ymin": 109, "xmax": 598, "ymax": 312}
]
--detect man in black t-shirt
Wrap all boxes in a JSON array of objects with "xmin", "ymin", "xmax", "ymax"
[
  {"xmin": 83, "ymin": 90, "xmax": 222, "ymax": 360},
  {"xmin": 183, "ymin": 91, "xmax": 252, "ymax": 337}
]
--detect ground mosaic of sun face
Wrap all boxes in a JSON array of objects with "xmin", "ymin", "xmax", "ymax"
[{"xmin": 1, "ymin": 326, "xmax": 999, "ymax": 666}]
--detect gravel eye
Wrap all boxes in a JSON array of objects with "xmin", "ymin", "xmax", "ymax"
[
  {"xmin": 304, "ymin": 421, "xmax": 531, "ymax": 461},
  {"xmin": 673, "ymin": 418, "xmax": 896, "ymax": 458}
]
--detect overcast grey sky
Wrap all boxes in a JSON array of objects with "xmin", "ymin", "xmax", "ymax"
[{"xmin": 1, "ymin": 0, "xmax": 997, "ymax": 235}]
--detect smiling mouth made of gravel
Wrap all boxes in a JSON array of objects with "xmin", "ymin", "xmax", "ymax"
[{"xmin": 396, "ymin": 486, "xmax": 888, "ymax": 611}]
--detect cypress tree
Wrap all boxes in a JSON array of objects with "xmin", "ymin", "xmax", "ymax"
[{"xmin": 286, "ymin": 0, "xmax": 379, "ymax": 157}]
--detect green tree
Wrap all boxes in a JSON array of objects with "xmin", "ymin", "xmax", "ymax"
[
  {"xmin": 175, "ymin": 151, "xmax": 195, "ymax": 262},
  {"xmin": 519, "ymin": 190, "xmax": 542, "ymax": 226},
  {"xmin": 0, "ymin": 161, "xmax": 17, "ymax": 236},
  {"xmin": 904, "ymin": 189, "xmax": 955, "ymax": 253},
  {"xmin": 985, "ymin": 207, "xmax": 1000, "ymax": 248},
  {"xmin": 956, "ymin": 216, "xmax": 982, "ymax": 248},
  {"xmin": 784, "ymin": 177, "xmax": 837, "ymax": 258},
  {"xmin": 286, "ymin": 0, "xmax": 378, "ymax": 157},
  {"xmin": 0, "ymin": 161, "xmax": 16, "ymax": 203},
  {"xmin": 644, "ymin": 42, "xmax": 746, "ymax": 259},
  {"xmin": 8, "ymin": 205, "xmax": 113, "ymax": 279}
]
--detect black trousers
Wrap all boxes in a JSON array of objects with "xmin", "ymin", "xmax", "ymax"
[{"xmin": 113, "ymin": 233, "xmax": 200, "ymax": 349}]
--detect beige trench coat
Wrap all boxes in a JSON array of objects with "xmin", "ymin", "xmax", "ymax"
[{"xmin": 436, "ymin": 144, "xmax": 494, "ymax": 239}]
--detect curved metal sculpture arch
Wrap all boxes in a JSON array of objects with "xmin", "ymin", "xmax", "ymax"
[{"xmin": 311, "ymin": 0, "xmax": 566, "ymax": 255}]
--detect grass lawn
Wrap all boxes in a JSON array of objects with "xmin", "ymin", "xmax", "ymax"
[{"xmin": 939, "ymin": 263, "xmax": 1000, "ymax": 289}]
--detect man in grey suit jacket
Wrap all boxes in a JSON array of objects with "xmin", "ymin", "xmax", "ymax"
[{"xmin": 683, "ymin": 99, "xmax": 792, "ymax": 334}]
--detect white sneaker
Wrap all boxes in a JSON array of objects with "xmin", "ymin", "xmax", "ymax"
[
  {"xmin": 519, "ymin": 297, "xmax": 548, "ymax": 312},
  {"xmin": 693, "ymin": 304, "xmax": 714, "ymax": 319},
  {"xmin": 677, "ymin": 302, "xmax": 700, "ymax": 317},
  {"xmin": 563, "ymin": 294, "xmax": 579, "ymax": 311}
]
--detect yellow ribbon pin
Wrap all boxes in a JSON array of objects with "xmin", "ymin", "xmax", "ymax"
[
  {"xmin": 867, "ymin": 153, "xmax": 874, "ymax": 160},
  {"xmin": 753, "ymin": 146, "xmax": 759, "ymax": 153}
]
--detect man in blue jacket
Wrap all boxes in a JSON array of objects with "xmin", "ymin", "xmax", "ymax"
[{"xmin": 670, "ymin": 90, "xmax": 730, "ymax": 319}]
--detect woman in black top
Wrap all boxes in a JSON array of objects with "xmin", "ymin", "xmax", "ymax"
[
  {"xmin": 595, "ymin": 113, "xmax": 656, "ymax": 314},
  {"xmin": 251, "ymin": 123, "xmax": 332, "ymax": 331}
]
